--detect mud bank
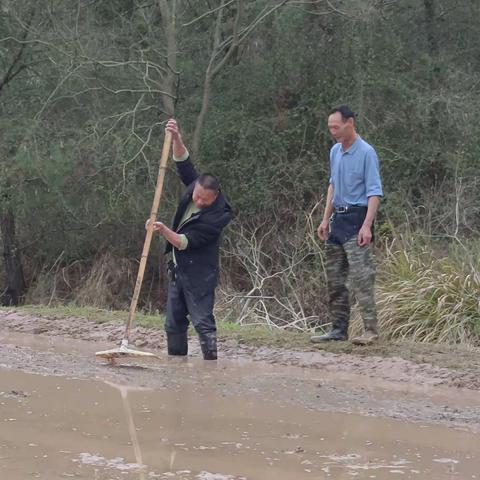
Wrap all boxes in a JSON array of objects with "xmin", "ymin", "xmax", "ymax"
[
  {"xmin": 0, "ymin": 309, "xmax": 479, "ymax": 435},
  {"xmin": 1, "ymin": 309, "xmax": 479, "ymax": 389}
]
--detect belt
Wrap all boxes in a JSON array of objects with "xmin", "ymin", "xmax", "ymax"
[{"xmin": 333, "ymin": 205, "xmax": 367, "ymax": 214}]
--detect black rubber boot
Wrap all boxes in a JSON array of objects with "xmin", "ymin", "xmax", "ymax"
[
  {"xmin": 199, "ymin": 332, "xmax": 217, "ymax": 360},
  {"xmin": 310, "ymin": 328, "xmax": 348, "ymax": 343},
  {"xmin": 167, "ymin": 332, "xmax": 188, "ymax": 356}
]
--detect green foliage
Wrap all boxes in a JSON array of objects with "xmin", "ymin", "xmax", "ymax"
[{"xmin": 1, "ymin": 0, "xmax": 480, "ymax": 343}]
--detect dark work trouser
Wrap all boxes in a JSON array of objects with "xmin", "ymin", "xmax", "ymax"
[
  {"xmin": 326, "ymin": 237, "xmax": 377, "ymax": 335},
  {"xmin": 165, "ymin": 274, "xmax": 216, "ymax": 337}
]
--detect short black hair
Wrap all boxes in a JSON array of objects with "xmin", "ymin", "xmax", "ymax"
[
  {"xmin": 329, "ymin": 105, "xmax": 355, "ymax": 122},
  {"xmin": 196, "ymin": 173, "xmax": 220, "ymax": 192}
]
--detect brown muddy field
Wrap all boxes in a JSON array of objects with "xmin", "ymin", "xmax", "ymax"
[{"xmin": 0, "ymin": 310, "xmax": 479, "ymax": 479}]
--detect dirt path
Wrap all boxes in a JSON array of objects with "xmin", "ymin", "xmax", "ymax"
[{"xmin": 1, "ymin": 309, "xmax": 480, "ymax": 435}]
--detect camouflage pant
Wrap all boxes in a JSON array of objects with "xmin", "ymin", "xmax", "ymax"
[{"xmin": 326, "ymin": 236, "xmax": 377, "ymax": 334}]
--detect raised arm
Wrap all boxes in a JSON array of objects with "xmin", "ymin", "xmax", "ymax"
[{"xmin": 166, "ymin": 118, "xmax": 199, "ymax": 186}]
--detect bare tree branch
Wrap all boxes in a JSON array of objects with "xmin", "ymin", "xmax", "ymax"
[
  {"xmin": 0, "ymin": 8, "xmax": 35, "ymax": 93},
  {"xmin": 182, "ymin": 0, "xmax": 237, "ymax": 27}
]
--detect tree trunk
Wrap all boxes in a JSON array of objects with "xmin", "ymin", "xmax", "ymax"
[
  {"xmin": 1, "ymin": 207, "xmax": 26, "ymax": 306},
  {"xmin": 424, "ymin": 0, "xmax": 441, "ymax": 129},
  {"xmin": 192, "ymin": 71, "xmax": 213, "ymax": 159},
  {"xmin": 158, "ymin": 0, "xmax": 178, "ymax": 116}
]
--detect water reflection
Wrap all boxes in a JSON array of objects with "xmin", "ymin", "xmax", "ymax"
[{"xmin": 104, "ymin": 381, "xmax": 149, "ymax": 480}]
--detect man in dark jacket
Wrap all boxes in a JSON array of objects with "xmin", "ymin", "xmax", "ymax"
[{"xmin": 148, "ymin": 119, "xmax": 232, "ymax": 360}]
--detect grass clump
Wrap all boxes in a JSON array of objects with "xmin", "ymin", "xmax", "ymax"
[{"xmin": 377, "ymin": 238, "xmax": 480, "ymax": 346}]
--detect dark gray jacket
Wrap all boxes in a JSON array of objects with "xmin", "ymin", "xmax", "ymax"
[{"xmin": 165, "ymin": 157, "xmax": 232, "ymax": 295}]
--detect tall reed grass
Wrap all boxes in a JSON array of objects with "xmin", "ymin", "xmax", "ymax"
[{"xmin": 375, "ymin": 237, "xmax": 480, "ymax": 346}]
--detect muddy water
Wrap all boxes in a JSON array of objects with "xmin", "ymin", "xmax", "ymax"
[{"xmin": 0, "ymin": 369, "xmax": 478, "ymax": 480}]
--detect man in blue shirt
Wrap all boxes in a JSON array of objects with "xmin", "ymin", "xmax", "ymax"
[{"xmin": 311, "ymin": 105, "xmax": 383, "ymax": 345}]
